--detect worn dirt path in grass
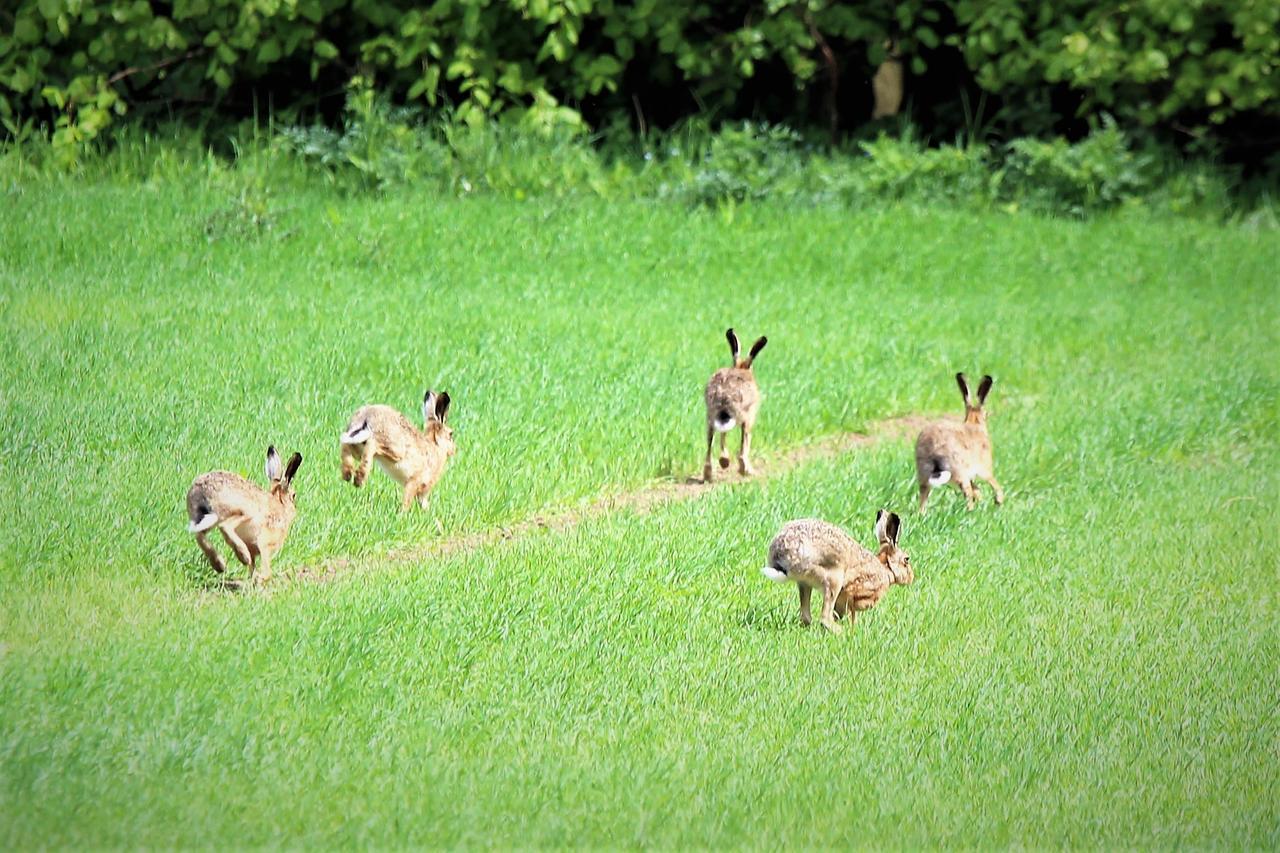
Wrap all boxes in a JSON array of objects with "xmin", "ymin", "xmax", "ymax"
[{"xmin": 278, "ymin": 415, "xmax": 936, "ymax": 587}]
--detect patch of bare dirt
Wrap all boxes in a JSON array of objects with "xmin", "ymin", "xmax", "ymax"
[{"xmin": 284, "ymin": 414, "xmax": 933, "ymax": 586}]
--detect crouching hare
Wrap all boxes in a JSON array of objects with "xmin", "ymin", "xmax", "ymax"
[
  {"xmin": 915, "ymin": 372, "xmax": 1005, "ymax": 514},
  {"xmin": 340, "ymin": 390, "xmax": 456, "ymax": 511},
  {"xmin": 704, "ymin": 328, "xmax": 767, "ymax": 482},
  {"xmin": 762, "ymin": 511, "xmax": 913, "ymax": 633},
  {"xmin": 186, "ymin": 446, "xmax": 303, "ymax": 585}
]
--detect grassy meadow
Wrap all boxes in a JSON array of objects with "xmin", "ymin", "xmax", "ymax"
[{"xmin": 1, "ymin": 170, "xmax": 1278, "ymax": 845}]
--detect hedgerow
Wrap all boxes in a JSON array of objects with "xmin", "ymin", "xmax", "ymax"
[{"xmin": 2, "ymin": 0, "xmax": 1276, "ymax": 162}]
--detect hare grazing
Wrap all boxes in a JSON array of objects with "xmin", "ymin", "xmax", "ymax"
[
  {"xmin": 762, "ymin": 511, "xmax": 913, "ymax": 633},
  {"xmin": 704, "ymin": 328, "xmax": 767, "ymax": 482},
  {"xmin": 915, "ymin": 372, "xmax": 1005, "ymax": 514},
  {"xmin": 340, "ymin": 390, "xmax": 456, "ymax": 511},
  {"xmin": 186, "ymin": 446, "xmax": 303, "ymax": 585}
]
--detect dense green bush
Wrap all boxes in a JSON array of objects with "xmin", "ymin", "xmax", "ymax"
[
  {"xmin": 1002, "ymin": 118, "xmax": 1156, "ymax": 216},
  {"xmin": 950, "ymin": 0, "xmax": 1280, "ymax": 132},
  {"xmin": 849, "ymin": 133, "xmax": 994, "ymax": 205},
  {"xmin": 2, "ymin": 0, "xmax": 1276, "ymax": 162}
]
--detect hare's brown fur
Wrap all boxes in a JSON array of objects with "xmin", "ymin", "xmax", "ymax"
[
  {"xmin": 915, "ymin": 373, "xmax": 1005, "ymax": 514},
  {"xmin": 764, "ymin": 512, "xmax": 912, "ymax": 633},
  {"xmin": 185, "ymin": 448, "xmax": 301, "ymax": 585},
  {"xmin": 704, "ymin": 329, "xmax": 767, "ymax": 482},
  {"xmin": 340, "ymin": 392, "xmax": 455, "ymax": 511}
]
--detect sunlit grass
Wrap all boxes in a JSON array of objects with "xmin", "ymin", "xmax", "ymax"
[{"xmin": 0, "ymin": 177, "xmax": 1276, "ymax": 845}]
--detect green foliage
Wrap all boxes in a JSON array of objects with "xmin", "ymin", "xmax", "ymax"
[
  {"xmin": 675, "ymin": 122, "xmax": 806, "ymax": 207},
  {"xmin": 848, "ymin": 133, "xmax": 995, "ymax": 205},
  {"xmin": 2, "ymin": 0, "xmax": 1275, "ymax": 156},
  {"xmin": 1001, "ymin": 119, "xmax": 1157, "ymax": 216},
  {"xmin": 4, "ymin": 108, "xmax": 1269, "ymax": 223},
  {"xmin": 273, "ymin": 76, "xmax": 605, "ymax": 196},
  {"xmin": 950, "ymin": 0, "xmax": 1280, "ymax": 131},
  {"xmin": 275, "ymin": 76, "xmax": 452, "ymax": 192}
]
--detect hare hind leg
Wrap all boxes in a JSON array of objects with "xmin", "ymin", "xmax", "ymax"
[
  {"xmin": 819, "ymin": 576, "xmax": 843, "ymax": 634},
  {"xmin": 703, "ymin": 424, "xmax": 716, "ymax": 483},
  {"xmin": 918, "ymin": 482, "xmax": 932, "ymax": 515},
  {"xmin": 798, "ymin": 585, "xmax": 813, "ymax": 627},
  {"xmin": 352, "ymin": 441, "xmax": 376, "ymax": 487},
  {"xmin": 340, "ymin": 441, "xmax": 360, "ymax": 483},
  {"xmin": 981, "ymin": 473, "xmax": 1005, "ymax": 505},
  {"xmin": 194, "ymin": 530, "xmax": 227, "ymax": 574},
  {"xmin": 218, "ymin": 517, "xmax": 253, "ymax": 566},
  {"xmin": 738, "ymin": 423, "xmax": 755, "ymax": 476}
]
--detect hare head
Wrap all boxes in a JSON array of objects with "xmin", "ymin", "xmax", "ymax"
[
  {"xmin": 956, "ymin": 372, "xmax": 993, "ymax": 427},
  {"xmin": 874, "ymin": 509, "xmax": 912, "ymax": 585},
  {"xmin": 422, "ymin": 390, "xmax": 457, "ymax": 458},
  {"xmin": 265, "ymin": 445, "xmax": 303, "ymax": 515},
  {"xmin": 726, "ymin": 328, "xmax": 767, "ymax": 371}
]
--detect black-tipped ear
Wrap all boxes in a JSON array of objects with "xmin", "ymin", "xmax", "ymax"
[
  {"xmin": 748, "ymin": 336, "xmax": 768, "ymax": 362},
  {"xmin": 284, "ymin": 452, "xmax": 303, "ymax": 483},
  {"xmin": 976, "ymin": 375, "xmax": 993, "ymax": 405},
  {"xmin": 955, "ymin": 372, "xmax": 970, "ymax": 404},
  {"xmin": 422, "ymin": 390, "xmax": 437, "ymax": 423},
  {"xmin": 435, "ymin": 391, "xmax": 451, "ymax": 422},
  {"xmin": 885, "ymin": 512, "xmax": 901, "ymax": 546},
  {"xmin": 725, "ymin": 328, "xmax": 740, "ymax": 362},
  {"xmin": 265, "ymin": 446, "xmax": 282, "ymax": 481},
  {"xmin": 874, "ymin": 509, "xmax": 888, "ymax": 542}
]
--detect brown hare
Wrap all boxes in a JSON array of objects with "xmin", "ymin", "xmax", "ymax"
[
  {"xmin": 762, "ymin": 510, "xmax": 913, "ymax": 633},
  {"xmin": 704, "ymin": 328, "xmax": 767, "ymax": 482},
  {"xmin": 340, "ymin": 390, "xmax": 456, "ymax": 511},
  {"xmin": 186, "ymin": 446, "xmax": 303, "ymax": 585},
  {"xmin": 915, "ymin": 373, "xmax": 1005, "ymax": 514}
]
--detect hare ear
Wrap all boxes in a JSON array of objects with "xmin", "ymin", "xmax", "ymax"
[
  {"xmin": 748, "ymin": 336, "xmax": 768, "ymax": 362},
  {"xmin": 284, "ymin": 452, "xmax": 303, "ymax": 484},
  {"xmin": 874, "ymin": 509, "xmax": 888, "ymax": 543},
  {"xmin": 955, "ymin": 372, "xmax": 971, "ymax": 405},
  {"xmin": 725, "ymin": 328, "xmax": 740, "ymax": 363},
  {"xmin": 435, "ymin": 391, "xmax": 451, "ymax": 422},
  {"xmin": 265, "ymin": 446, "xmax": 282, "ymax": 481},
  {"xmin": 976, "ymin": 375, "xmax": 993, "ymax": 405},
  {"xmin": 885, "ymin": 512, "xmax": 902, "ymax": 547},
  {"xmin": 423, "ymin": 390, "xmax": 438, "ymax": 423}
]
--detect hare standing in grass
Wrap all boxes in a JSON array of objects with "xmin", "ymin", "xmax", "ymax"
[
  {"xmin": 762, "ymin": 510, "xmax": 913, "ymax": 633},
  {"xmin": 186, "ymin": 446, "xmax": 303, "ymax": 585},
  {"xmin": 915, "ymin": 373, "xmax": 1004, "ymax": 514},
  {"xmin": 341, "ymin": 390, "xmax": 456, "ymax": 511},
  {"xmin": 704, "ymin": 328, "xmax": 767, "ymax": 482}
]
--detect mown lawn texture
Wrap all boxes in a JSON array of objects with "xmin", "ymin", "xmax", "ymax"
[{"xmin": 1, "ymin": 181, "xmax": 1277, "ymax": 846}]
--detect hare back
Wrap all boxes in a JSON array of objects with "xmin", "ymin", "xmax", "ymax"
[
  {"xmin": 187, "ymin": 471, "xmax": 268, "ymax": 520},
  {"xmin": 348, "ymin": 405, "xmax": 419, "ymax": 440},
  {"xmin": 915, "ymin": 421, "xmax": 991, "ymax": 480},
  {"xmin": 767, "ymin": 519, "xmax": 870, "ymax": 584},
  {"xmin": 705, "ymin": 368, "xmax": 760, "ymax": 422}
]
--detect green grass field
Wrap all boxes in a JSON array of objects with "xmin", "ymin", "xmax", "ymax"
[{"xmin": 1, "ymin": 175, "xmax": 1278, "ymax": 846}]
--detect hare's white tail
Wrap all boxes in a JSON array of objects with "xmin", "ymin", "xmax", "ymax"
[
  {"xmin": 761, "ymin": 564, "xmax": 789, "ymax": 583},
  {"xmin": 926, "ymin": 457, "xmax": 952, "ymax": 486},
  {"xmin": 713, "ymin": 408, "xmax": 736, "ymax": 432},
  {"xmin": 341, "ymin": 422, "xmax": 373, "ymax": 445},
  {"xmin": 188, "ymin": 512, "xmax": 218, "ymax": 533}
]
